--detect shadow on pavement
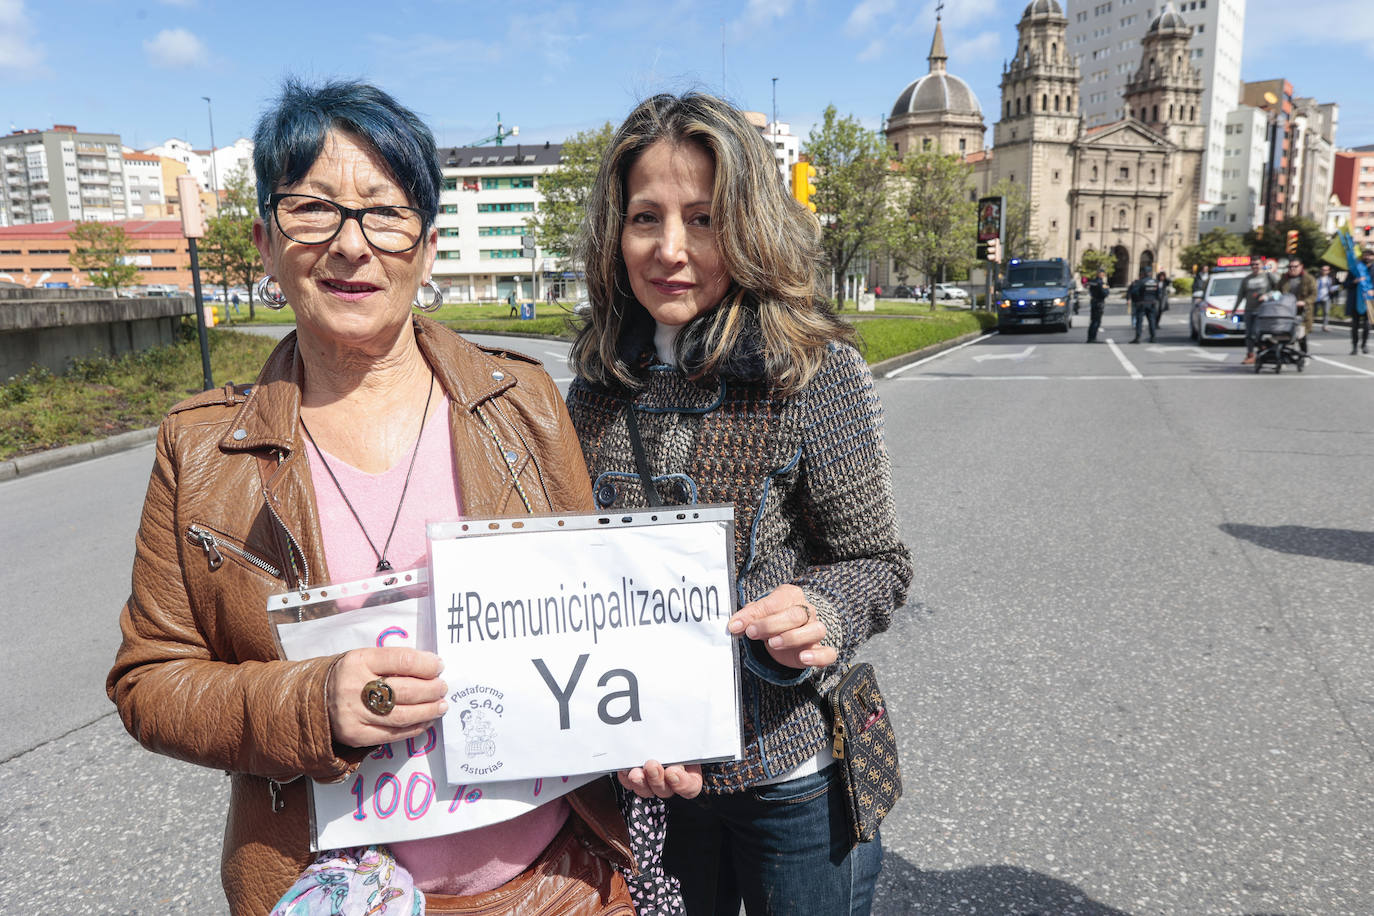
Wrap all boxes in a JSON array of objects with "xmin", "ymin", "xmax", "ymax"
[
  {"xmin": 1219, "ymin": 523, "xmax": 1374, "ymax": 566},
  {"xmin": 875, "ymin": 852, "xmax": 1132, "ymax": 915}
]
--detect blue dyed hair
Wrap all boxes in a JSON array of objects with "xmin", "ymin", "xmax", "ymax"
[{"xmin": 252, "ymin": 79, "xmax": 441, "ymax": 230}]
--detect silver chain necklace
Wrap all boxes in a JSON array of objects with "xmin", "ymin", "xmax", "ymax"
[{"xmin": 300, "ymin": 374, "xmax": 436, "ymax": 573}]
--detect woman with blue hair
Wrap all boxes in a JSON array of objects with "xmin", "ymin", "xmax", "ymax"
[{"xmin": 108, "ymin": 80, "xmax": 634, "ymax": 914}]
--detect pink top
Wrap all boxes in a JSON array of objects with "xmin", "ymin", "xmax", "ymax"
[{"xmin": 303, "ymin": 394, "xmax": 568, "ymax": 895}]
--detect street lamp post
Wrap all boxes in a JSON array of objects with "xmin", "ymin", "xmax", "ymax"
[{"xmin": 201, "ymin": 96, "xmax": 219, "ymax": 204}]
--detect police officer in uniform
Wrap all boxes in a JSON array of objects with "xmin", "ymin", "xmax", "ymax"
[
  {"xmin": 1128, "ymin": 267, "xmax": 1161, "ymax": 343},
  {"xmin": 1086, "ymin": 269, "xmax": 1109, "ymax": 342}
]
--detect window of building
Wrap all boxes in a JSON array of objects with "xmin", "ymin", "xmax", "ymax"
[
  {"xmin": 1119, "ymin": 166, "xmax": 1130, "ymax": 180},
  {"xmin": 1146, "ymin": 214, "xmax": 1153, "ymax": 228},
  {"xmin": 478, "ymin": 226, "xmax": 525, "ymax": 236},
  {"xmin": 477, "ymin": 202, "xmax": 534, "ymax": 213},
  {"xmin": 1089, "ymin": 214, "xmax": 1096, "ymax": 228},
  {"xmin": 482, "ymin": 249, "xmax": 523, "ymax": 259},
  {"xmin": 481, "ymin": 177, "xmax": 536, "ymax": 190},
  {"xmin": 1092, "ymin": 165, "xmax": 1099, "ymax": 181},
  {"xmin": 442, "ymin": 178, "xmax": 458, "ymax": 191},
  {"xmin": 922, "ymin": 138, "xmax": 932, "ymax": 151},
  {"xmin": 439, "ymin": 227, "xmax": 460, "ymax": 237},
  {"xmin": 1053, "ymin": 170, "xmax": 1061, "ymax": 181},
  {"xmin": 437, "ymin": 250, "xmax": 461, "ymax": 259},
  {"xmin": 1117, "ymin": 208, "xmax": 1127, "ymax": 226},
  {"xmin": 440, "ymin": 204, "xmax": 458, "ymax": 214},
  {"xmin": 959, "ymin": 138, "xmax": 967, "ymax": 153}
]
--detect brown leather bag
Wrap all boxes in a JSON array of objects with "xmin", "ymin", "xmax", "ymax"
[{"xmin": 423, "ymin": 780, "xmax": 636, "ymax": 916}]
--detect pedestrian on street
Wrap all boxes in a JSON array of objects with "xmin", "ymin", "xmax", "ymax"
[
  {"xmin": 1344, "ymin": 247, "xmax": 1373, "ymax": 354},
  {"xmin": 107, "ymin": 78, "xmax": 638, "ymax": 916},
  {"xmin": 1128, "ymin": 267, "xmax": 1161, "ymax": 343},
  {"xmin": 566, "ymin": 91, "xmax": 913, "ymax": 916},
  {"xmin": 1276, "ymin": 258, "xmax": 1317, "ymax": 354},
  {"xmin": 1233, "ymin": 259, "xmax": 1275, "ymax": 365},
  {"xmin": 1086, "ymin": 268, "xmax": 1109, "ymax": 342},
  {"xmin": 506, "ymin": 287, "xmax": 518, "ymax": 316},
  {"xmin": 1156, "ymin": 270, "xmax": 1171, "ymax": 316},
  {"xmin": 1314, "ymin": 263, "xmax": 1335, "ymax": 330},
  {"xmin": 230, "ymin": 291, "xmax": 241, "ymax": 315}
]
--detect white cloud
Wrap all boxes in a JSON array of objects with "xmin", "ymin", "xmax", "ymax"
[
  {"xmin": 845, "ymin": 0, "xmax": 896, "ymax": 36},
  {"xmin": 735, "ymin": 0, "xmax": 795, "ymax": 29},
  {"xmin": 157, "ymin": 0, "xmax": 198, "ymax": 7},
  {"xmin": 857, "ymin": 38, "xmax": 886, "ymax": 62},
  {"xmin": 143, "ymin": 27, "xmax": 208, "ymax": 69},
  {"xmin": 948, "ymin": 30, "xmax": 1002, "ymax": 68},
  {"xmin": 0, "ymin": 0, "xmax": 45, "ymax": 74},
  {"xmin": 1243, "ymin": 0, "xmax": 1374, "ymax": 59}
]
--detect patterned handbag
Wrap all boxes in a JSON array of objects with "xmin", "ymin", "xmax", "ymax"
[{"xmin": 826, "ymin": 662, "xmax": 903, "ymax": 845}]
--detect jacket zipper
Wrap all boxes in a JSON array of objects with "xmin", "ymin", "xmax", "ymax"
[
  {"xmin": 186, "ymin": 524, "xmax": 282, "ymax": 578},
  {"xmin": 489, "ymin": 399, "xmax": 548, "ymax": 506}
]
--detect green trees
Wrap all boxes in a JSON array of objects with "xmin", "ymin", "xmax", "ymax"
[
  {"xmin": 69, "ymin": 222, "xmax": 141, "ymax": 293},
  {"xmin": 200, "ymin": 163, "xmax": 262, "ymax": 320},
  {"xmin": 985, "ymin": 178, "xmax": 1041, "ymax": 261},
  {"xmin": 1078, "ymin": 248, "xmax": 1116, "ymax": 280},
  {"xmin": 1178, "ymin": 227, "xmax": 1248, "ymax": 274},
  {"xmin": 805, "ymin": 107, "xmax": 894, "ymax": 308},
  {"xmin": 888, "ymin": 151, "xmax": 975, "ymax": 307},
  {"xmin": 1242, "ymin": 217, "xmax": 1328, "ymax": 268},
  {"xmin": 524, "ymin": 122, "xmax": 614, "ymax": 265}
]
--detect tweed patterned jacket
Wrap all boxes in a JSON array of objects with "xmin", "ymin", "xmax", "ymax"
[{"xmin": 566, "ymin": 341, "xmax": 912, "ymax": 793}]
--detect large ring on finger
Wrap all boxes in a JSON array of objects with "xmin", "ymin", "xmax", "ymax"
[{"xmin": 362, "ymin": 678, "xmax": 395, "ymax": 716}]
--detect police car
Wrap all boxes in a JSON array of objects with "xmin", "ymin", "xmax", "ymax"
[{"xmin": 1189, "ymin": 256, "xmax": 1255, "ymax": 343}]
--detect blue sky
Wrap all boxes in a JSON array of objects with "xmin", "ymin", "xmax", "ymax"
[{"xmin": 2, "ymin": 0, "xmax": 1370, "ymax": 153}]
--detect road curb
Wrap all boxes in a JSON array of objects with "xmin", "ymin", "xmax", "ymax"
[
  {"xmin": 869, "ymin": 328, "xmax": 993, "ymax": 377},
  {"xmin": 0, "ymin": 427, "xmax": 159, "ymax": 481},
  {"xmin": 3, "ymin": 327, "xmax": 988, "ymax": 481}
]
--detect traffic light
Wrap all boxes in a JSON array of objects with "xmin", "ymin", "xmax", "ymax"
[
  {"xmin": 791, "ymin": 161, "xmax": 817, "ymax": 212},
  {"xmin": 986, "ymin": 238, "xmax": 1001, "ymax": 262},
  {"xmin": 1285, "ymin": 229, "xmax": 1298, "ymax": 255}
]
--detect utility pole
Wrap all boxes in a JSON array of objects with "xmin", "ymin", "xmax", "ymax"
[{"xmin": 202, "ymin": 97, "xmax": 219, "ymax": 203}]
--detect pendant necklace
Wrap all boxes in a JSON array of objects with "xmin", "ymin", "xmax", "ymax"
[{"xmin": 300, "ymin": 373, "xmax": 436, "ymax": 573}]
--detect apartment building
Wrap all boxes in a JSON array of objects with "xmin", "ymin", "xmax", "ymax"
[
  {"xmin": 143, "ymin": 137, "xmax": 255, "ymax": 196},
  {"xmin": 0, "ymin": 219, "xmax": 192, "ymax": 289},
  {"xmin": 1218, "ymin": 106, "xmax": 1268, "ymax": 230},
  {"xmin": 0, "ymin": 125, "xmax": 128, "ymax": 226},
  {"xmin": 430, "ymin": 142, "xmax": 569, "ymax": 302},
  {"xmin": 1067, "ymin": 0, "xmax": 1245, "ymax": 228},
  {"xmin": 123, "ymin": 152, "xmax": 169, "ymax": 220},
  {"xmin": 1292, "ymin": 98, "xmax": 1338, "ymax": 224},
  {"xmin": 1333, "ymin": 145, "xmax": 1374, "ymax": 249}
]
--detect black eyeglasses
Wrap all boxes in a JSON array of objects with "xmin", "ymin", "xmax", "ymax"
[{"xmin": 268, "ymin": 193, "xmax": 426, "ymax": 253}]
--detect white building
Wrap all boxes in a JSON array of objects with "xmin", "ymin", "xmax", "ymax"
[
  {"xmin": 1219, "ymin": 105, "xmax": 1268, "ymax": 230},
  {"xmin": 143, "ymin": 136, "xmax": 255, "ymax": 195},
  {"xmin": 0, "ymin": 125, "xmax": 128, "ymax": 226},
  {"xmin": 1292, "ymin": 98, "xmax": 1338, "ymax": 224},
  {"xmin": 741, "ymin": 111, "xmax": 801, "ymax": 184},
  {"xmin": 430, "ymin": 142, "xmax": 574, "ymax": 303},
  {"xmin": 121, "ymin": 152, "xmax": 166, "ymax": 219},
  {"xmin": 1067, "ymin": 0, "xmax": 1245, "ymax": 232}
]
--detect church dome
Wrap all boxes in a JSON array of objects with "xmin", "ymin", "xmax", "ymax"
[
  {"xmin": 1148, "ymin": 3, "xmax": 1189, "ymax": 32},
  {"xmin": 891, "ymin": 73, "xmax": 982, "ymax": 119},
  {"xmin": 1022, "ymin": 0, "xmax": 1063, "ymax": 17}
]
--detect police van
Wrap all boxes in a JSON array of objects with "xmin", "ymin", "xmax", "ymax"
[{"xmin": 995, "ymin": 258, "xmax": 1077, "ymax": 332}]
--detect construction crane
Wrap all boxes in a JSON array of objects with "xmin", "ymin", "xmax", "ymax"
[{"xmin": 470, "ymin": 113, "xmax": 519, "ymax": 146}]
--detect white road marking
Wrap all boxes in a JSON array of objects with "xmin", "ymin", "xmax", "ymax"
[
  {"xmin": 893, "ymin": 373, "xmax": 1368, "ymax": 381},
  {"xmin": 884, "ymin": 331, "xmax": 998, "ymax": 378},
  {"xmin": 1308, "ymin": 355, "xmax": 1374, "ymax": 377},
  {"xmin": 1147, "ymin": 344, "xmax": 1228, "ymax": 362},
  {"xmin": 972, "ymin": 345, "xmax": 1037, "ymax": 362},
  {"xmin": 1105, "ymin": 338, "xmax": 1143, "ymax": 379}
]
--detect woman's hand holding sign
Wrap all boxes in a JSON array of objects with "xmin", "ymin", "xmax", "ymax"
[
  {"xmin": 328, "ymin": 646, "xmax": 449, "ymax": 748},
  {"xmin": 728, "ymin": 584, "xmax": 835, "ymax": 670},
  {"xmin": 618, "ymin": 760, "xmax": 704, "ymax": 799}
]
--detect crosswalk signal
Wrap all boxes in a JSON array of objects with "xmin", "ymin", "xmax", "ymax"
[
  {"xmin": 791, "ymin": 161, "xmax": 817, "ymax": 212},
  {"xmin": 986, "ymin": 238, "xmax": 1001, "ymax": 262},
  {"xmin": 1285, "ymin": 229, "xmax": 1298, "ymax": 255}
]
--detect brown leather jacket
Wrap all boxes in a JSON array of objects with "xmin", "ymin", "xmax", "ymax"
[{"xmin": 107, "ymin": 316, "xmax": 631, "ymax": 914}]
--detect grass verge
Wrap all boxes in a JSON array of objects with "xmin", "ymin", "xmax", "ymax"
[{"xmin": 0, "ymin": 308, "xmax": 993, "ymax": 461}]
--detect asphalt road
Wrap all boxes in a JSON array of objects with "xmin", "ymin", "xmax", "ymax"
[{"xmin": 2, "ymin": 312, "xmax": 1371, "ymax": 914}]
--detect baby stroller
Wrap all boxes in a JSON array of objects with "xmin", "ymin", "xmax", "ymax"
[{"xmin": 1252, "ymin": 292, "xmax": 1307, "ymax": 373}]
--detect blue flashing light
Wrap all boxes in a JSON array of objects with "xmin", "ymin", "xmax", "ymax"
[{"xmin": 1009, "ymin": 258, "xmax": 1022, "ymax": 265}]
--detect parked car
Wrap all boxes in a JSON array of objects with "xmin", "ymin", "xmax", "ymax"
[
  {"xmin": 1189, "ymin": 261, "xmax": 1252, "ymax": 343},
  {"xmin": 891, "ymin": 285, "xmax": 917, "ymax": 299},
  {"xmin": 934, "ymin": 283, "xmax": 970, "ymax": 301},
  {"xmin": 995, "ymin": 258, "xmax": 1075, "ymax": 332}
]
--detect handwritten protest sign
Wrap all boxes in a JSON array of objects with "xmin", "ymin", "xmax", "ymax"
[
  {"xmin": 429, "ymin": 508, "xmax": 742, "ymax": 785},
  {"xmin": 271, "ymin": 569, "xmax": 592, "ymax": 851}
]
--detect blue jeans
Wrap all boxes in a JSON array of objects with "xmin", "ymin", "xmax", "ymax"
[{"xmin": 662, "ymin": 764, "xmax": 883, "ymax": 915}]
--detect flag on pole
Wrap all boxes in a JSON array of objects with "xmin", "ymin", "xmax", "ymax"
[{"xmin": 1338, "ymin": 226, "xmax": 1373, "ymax": 311}]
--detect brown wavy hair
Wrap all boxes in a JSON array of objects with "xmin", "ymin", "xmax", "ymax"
[{"xmin": 568, "ymin": 92, "xmax": 854, "ymax": 395}]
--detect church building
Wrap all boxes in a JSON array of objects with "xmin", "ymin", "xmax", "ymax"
[{"xmin": 883, "ymin": 0, "xmax": 1204, "ymax": 287}]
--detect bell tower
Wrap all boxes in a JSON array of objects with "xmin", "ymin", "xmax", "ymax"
[
  {"xmin": 1124, "ymin": 2, "xmax": 1205, "ymax": 151},
  {"xmin": 992, "ymin": 0, "xmax": 1081, "ymax": 255}
]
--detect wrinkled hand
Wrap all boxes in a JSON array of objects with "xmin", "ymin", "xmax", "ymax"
[
  {"xmin": 617, "ymin": 761, "xmax": 703, "ymax": 799},
  {"xmin": 328, "ymin": 647, "xmax": 448, "ymax": 749},
  {"xmin": 727, "ymin": 583, "xmax": 836, "ymax": 670}
]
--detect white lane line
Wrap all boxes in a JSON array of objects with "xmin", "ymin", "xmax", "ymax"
[
  {"xmin": 1308, "ymin": 355, "xmax": 1374, "ymax": 377},
  {"xmin": 544, "ymin": 349, "xmax": 567, "ymax": 358},
  {"xmin": 972, "ymin": 345, "xmax": 1037, "ymax": 362},
  {"xmin": 884, "ymin": 331, "xmax": 998, "ymax": 378},
  {"xmin": 1147, "ymin": 344, "xmax": 1228, "ymax": 362},
  {"xmin": 1105, "ymin": 338, "xmax": 1143, "ymax": 379}
]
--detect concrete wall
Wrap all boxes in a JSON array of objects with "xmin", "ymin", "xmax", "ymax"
[{"xmin": 0, "ymin": 286, "xmax": 196, "ymax": 379}]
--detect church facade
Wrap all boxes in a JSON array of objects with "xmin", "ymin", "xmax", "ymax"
[{"xmin": 884, "ymin": 0, "xmax": 1204, "ymax": 288}]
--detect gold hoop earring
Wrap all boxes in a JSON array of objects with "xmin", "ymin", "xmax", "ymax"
[{"xmin": 255, "ymin": 275, "xmax": 288, "ymax": 309}]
